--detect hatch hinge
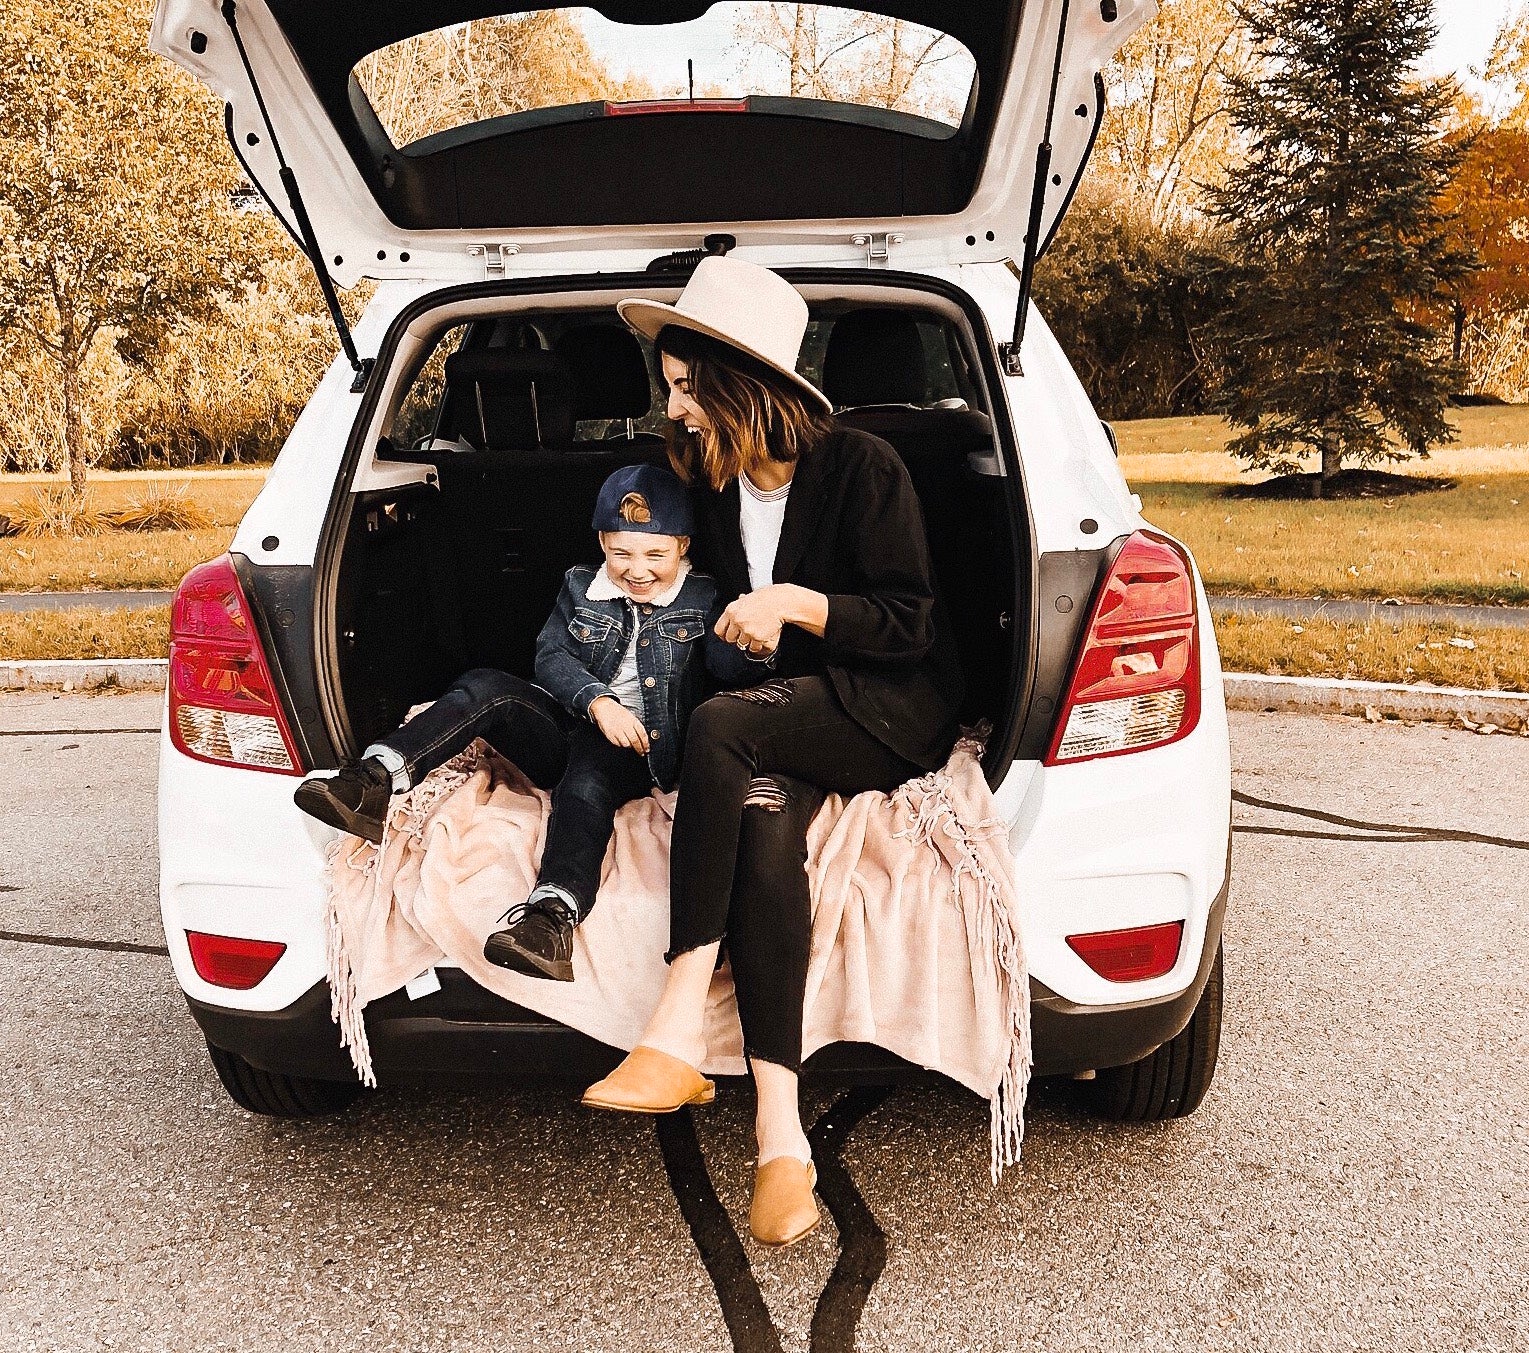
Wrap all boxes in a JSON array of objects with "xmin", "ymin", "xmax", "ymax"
[
  {"xmin": 468, "ymin": 244, "xmax": 521, "ymax": 280},
  {"xmin": 853, "ymin": 232, "xmax": 903, "ymax": 267}
]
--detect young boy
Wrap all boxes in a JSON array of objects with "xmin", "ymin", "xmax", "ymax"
[{"xmin": 294, "ymin": 463, "xmax": 765, "ymax": 982}]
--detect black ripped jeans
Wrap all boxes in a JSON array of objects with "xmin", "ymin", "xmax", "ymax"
[
  {"xmin": 378, "ymin": 668, "xmax": 655, "ymax": 920},
  {"xmin": 668, "ymin": 676, "xmax": 921, "ymax": 1071}
]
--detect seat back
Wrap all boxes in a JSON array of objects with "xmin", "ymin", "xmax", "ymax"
[
  {"xmin": 441, "ymin": 349, "xmax": 577, "ymax": 451},
  {"xmin": 822, "ymin": 308, "xmax": 1011, "ymax": 720}
]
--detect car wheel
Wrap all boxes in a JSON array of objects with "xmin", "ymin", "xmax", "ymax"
[
  {"xmin": 1082, "ymin": 941, "xmax": 1223, "ymax": 1122},
  {"xmin": 205, "ymin": 1040, "xmax": 363, "ymax": 1117}
]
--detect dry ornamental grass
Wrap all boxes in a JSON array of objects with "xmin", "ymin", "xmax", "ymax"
[
  {"xmin": 0, "ymin": 605, "xmax": 170, "ymax": 661},
  {"xmin": 0, "ymin": 472, "xmax": 259, "ymax": 590},
  {"xmin": 1212, "ymin": 613, "xmax": 1529, "ymax": 692}
]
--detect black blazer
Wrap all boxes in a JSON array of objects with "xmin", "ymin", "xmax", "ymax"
[{"xmin": 690, "ymin": 425, "xmax": 964, "ymax": 771}]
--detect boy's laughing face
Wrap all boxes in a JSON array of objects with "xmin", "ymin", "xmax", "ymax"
[{"xmin": 599, "ymin": 530, "xmax": 689, "ymax": 602}]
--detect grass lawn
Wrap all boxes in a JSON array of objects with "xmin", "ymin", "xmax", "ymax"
[
  {"xmin": 0, "ymin": 606, "xmax": 170, "ymax": 661},
  {"xmin": 1213, "ymin": 613, "xmax": 1529, "ymax": 692},
  {"xmin": 1117, "ymin": 408, "xmax": 1529, "ymax": 605},
  {"xmin": 0, "ymin": 472, "xmax": 263, "ymax": 592}
]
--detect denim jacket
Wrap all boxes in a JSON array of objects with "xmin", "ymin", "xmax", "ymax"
[{"xmin": 534, "ymin": 565, "xmax": 769, "ymax": 790}]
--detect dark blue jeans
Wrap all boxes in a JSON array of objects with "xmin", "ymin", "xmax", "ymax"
[{"xmin": 378, "ymin": 668, "xmax": 655, "ymax": 919}]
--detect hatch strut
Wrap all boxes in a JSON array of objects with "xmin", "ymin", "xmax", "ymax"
[
  {"xmin": 219, "ymin": 0, "xmax": 373, "ymax": 392},
  {"xmin": 1000, "ymin": 0, "xmax": 1073, "ymax": 378}
]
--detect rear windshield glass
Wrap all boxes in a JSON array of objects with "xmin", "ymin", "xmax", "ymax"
[{"xmin": 353, "ymin": 5, "xmax": 978, "ymax": 149}]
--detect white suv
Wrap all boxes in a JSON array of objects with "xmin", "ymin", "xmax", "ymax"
[{"xmin": 152, "ymin": 0, "xmax": 1230, "ymax": 1122}]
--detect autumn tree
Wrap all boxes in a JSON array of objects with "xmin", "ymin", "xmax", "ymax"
[
  {"xmin": 355, "ymin": 11, "xmax": 655, "ymax": 146},
  {"xmin": 1479, "ymin": 5, "xmax": 1529, "ymax": 130},
  {"xmin": 0, "ymin": 0, "xmax": 260, "ymax": 496},
  {"xmin": 1208, "ymin": 0, "xmax": 1473, "ymax": 497},
  {"xmin": 728, "ymin": 4, "xmax": 972, "ymax": 124},
  {"xmin": 1438, "ymin": 123, "xmax": 1529, "ymax": 363},
  {"xmin": 1095, "ymin": 0, "xmax": 1255, "ymax": 221}
]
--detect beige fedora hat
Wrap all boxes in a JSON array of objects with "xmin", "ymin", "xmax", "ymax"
[{"xmin": 618, "ymin": 256, "xmax": 831, "ymax": 413}]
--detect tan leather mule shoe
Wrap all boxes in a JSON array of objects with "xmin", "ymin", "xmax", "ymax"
[
  {"xmin": 749, "ymin": 1157, "xmax": 820, "ymax": 1247},
  {"xmin": 580, "ymin": 1046, "xmax": 716, "ymax": 1114}
]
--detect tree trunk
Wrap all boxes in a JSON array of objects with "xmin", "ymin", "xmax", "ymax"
[
  {"xmin": 60, "ymin": 353, "xmax": 89, "ymax": 500},
  {"xmin": 1317, "ymin": 431, "xmax": 1342, "ymax": 500},
  {"xmin": 1453, "ymin": 300, "xmax": 1466, "ymax": 368}
]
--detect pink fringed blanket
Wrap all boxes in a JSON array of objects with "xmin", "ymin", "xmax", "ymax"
[{"xmin": 325, "ymin": 737, "xmax": 1030, "ymax": 1177}]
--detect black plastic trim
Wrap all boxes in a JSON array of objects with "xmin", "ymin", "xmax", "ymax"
[
  {"xmin": 229, "ymin": 555, "xmax": 336, "ymax": 769},
  {"xmin": 1012, "ymin": 536, "xmax": 1125, "ymax": 761},
  {"xmin": 313, "ymin": 268, "xmax": 1039, "ymax": 787},
  {"xmin": 189, "ymin": 970, "xmax": 946, "ymax": 1089}
]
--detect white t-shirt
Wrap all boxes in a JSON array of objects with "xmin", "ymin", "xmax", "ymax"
[{"xmin": 739, "ymin": 471, "xmax": 790, "ymax": 591}]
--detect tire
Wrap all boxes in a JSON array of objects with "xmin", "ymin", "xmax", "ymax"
[
  {"xmin": 1082, "ymin": 941, "xmax": 1223, "ymax": 1122},
  {"xmin": 205, "ymin": 1040, "xmax": 363, "ymax": 1117}
]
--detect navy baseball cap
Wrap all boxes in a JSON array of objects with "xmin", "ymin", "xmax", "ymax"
[{"xmin": 591, "ymin": 463, "xmax": 694, "ymax": 537}]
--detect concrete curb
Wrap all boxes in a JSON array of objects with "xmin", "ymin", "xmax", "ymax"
[
  {"xmin": 4, "ymin": 659, "xmax": 1527, "ymax": 727},
  {"xmin": 1222, "ymin": 673, "xmax": 1529, "ymax": 726},
  {"xmin": 0, "ymin": 659, "xmax": 169, "ymax": 692}
]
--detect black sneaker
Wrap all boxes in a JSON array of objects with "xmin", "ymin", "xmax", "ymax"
[
  {"xmin": 293, "ymin": 757, "xmax": 393, "ymax": 843},
  {"xmin": 483, "ymin": 891, "xmax": 577, "ymax": 982}
]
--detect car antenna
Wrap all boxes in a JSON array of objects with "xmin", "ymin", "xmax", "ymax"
[
  {"xmin": 1000, "ymin": 0, "xmax": 1073, "ymax": 379},
  {"xmin": 218, "ymin": 0, "xmax": 373, "ymax": 393}
]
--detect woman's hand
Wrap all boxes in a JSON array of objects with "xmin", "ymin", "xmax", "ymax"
[
  {"xmin": 590, "ymin": 696, "xmax": 650, "ymax": 753},
  {"xmin": 715, "ymin": 584, "xmax": 829, "ymax": 654}
]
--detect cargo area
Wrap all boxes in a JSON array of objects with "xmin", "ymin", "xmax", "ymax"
[{"xmin": 322, "ymin": 287, "xmax": 1028, "ymax": 778}]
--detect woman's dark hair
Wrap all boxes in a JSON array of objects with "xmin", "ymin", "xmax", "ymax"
[{"xmin": 654, "ymin": 325, "xmax": 832, "ymax": 492}]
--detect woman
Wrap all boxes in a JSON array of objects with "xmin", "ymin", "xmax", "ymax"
[{"xmin": 582, "ymin": 257, "xmax": 965, "ymax": 1247}]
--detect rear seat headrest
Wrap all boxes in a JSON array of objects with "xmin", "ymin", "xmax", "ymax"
[
  {"xmin": 822, "ymin": 309, "xmax": 929, "ymax": 409},
  {"xmin": 553, "ymin": 324, "xmax": 654, "ymax": 422},
  {"xmin": 443, "ymin": 349, "xmax": 576, "ymax": 450}
]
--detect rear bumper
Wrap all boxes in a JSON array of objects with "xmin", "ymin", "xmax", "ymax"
[
  {"xmin": 190, "ymin": 844, "xmax": 1229, "ymax": 1088},
  {"xmin": 188, "ymin": 976, "xmax": 946, "ymax": 1089},
  {"xmin": 1031, "ymin": 847, "xmax": 1228, "ymax": 1075}
]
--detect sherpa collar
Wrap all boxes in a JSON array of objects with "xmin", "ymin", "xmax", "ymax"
[{"xmin": 585, "ymin": 561, "xmax": 692, "ymax": 607}]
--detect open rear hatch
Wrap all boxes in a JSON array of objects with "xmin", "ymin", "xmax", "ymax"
[{"xmin": 151, "ymin": 0, "xmax": 1150, "ymax": 284}]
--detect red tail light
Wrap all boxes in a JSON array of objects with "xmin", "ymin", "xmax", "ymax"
[
  {"xmin": 1067, "ymin": 922, "xmax": 1184, "ymax": 983},
  {"xmin": 168, "ymin": 555, "xmax": 302, "ymax": 774},
  {"xmin": 1045, "ymin": 530, "xmax": 1200, "ymax": 765},
  {"xmin": 186, "ymin": 931, "xmax": 287, "ymax": 990},
  {"xmin": 604, "ymin": 98, "xmax": 750, "ymax": 116}
]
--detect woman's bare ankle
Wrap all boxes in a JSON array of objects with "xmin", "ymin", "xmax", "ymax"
[
  {"xmin": 639, "ymin": 1029, "xmax": 708, "ymax": 1070},
  {"xmin": 755, "ymin": 1121, "xmax": 813, "ymax": 1166}
]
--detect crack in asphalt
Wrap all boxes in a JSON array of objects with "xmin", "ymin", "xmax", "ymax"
[
  {"xmin": 0, "ymin": 727, "xmax": 159, "ymax": 736},
  {"xmin": 0, "ymin": 928, "xmax": 169, "ymax": 956},
  {"xmin": 1232, "ymin": 789, "xmax": 1529, "ymax": 850},
  {"xmin": 654, "ymin": 1088, "xmax": 893, "ymax": 1353},
  {"xmin": 654, "ymin": 1107, "xmax": 784, "ymax": 1353}
]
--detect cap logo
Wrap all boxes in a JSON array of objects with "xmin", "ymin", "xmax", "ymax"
[{"xmin": 618, "ymin": 492, "xmax": 652, "ymax": 525}]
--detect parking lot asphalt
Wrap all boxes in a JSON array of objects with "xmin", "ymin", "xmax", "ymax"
[{"xmin": 0, "ymin": 692, "xmax": 1525, "ymax": 1353}]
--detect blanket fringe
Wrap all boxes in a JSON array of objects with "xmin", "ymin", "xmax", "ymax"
[
  {"xmin": 324, "ymin": 840, "xmax": 375, "ymax": 1087},
  {"xmin": 894, "ymin": 745, "xmax": 1032, "ymax": 1184},
  {"xmin": 322, "ymin": 744, "xmax": 482, "ymax": 1085}
]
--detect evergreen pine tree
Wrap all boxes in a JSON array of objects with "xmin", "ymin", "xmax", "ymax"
[{"xmin": 1209, "ymin": 0, "xmax": 1473, "ymax": 497}]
